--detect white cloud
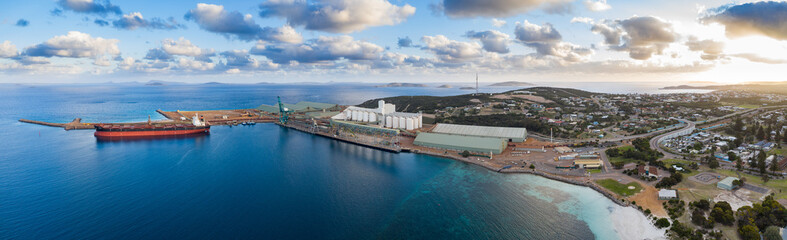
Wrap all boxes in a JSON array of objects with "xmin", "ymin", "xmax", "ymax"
[
  {"xmin": 590, "ymin": 16, "xmax": 678, "ymax": 60},
  {"xmin": 435, "ymin": 0, "xmax": 573, "ymax": 18},
  {"xmin": 250, "ymin": 35, "xmax": 384, "ymax": 64},
  {"xmin": 421, "ymin": 35, "xmax": 484, "ymax": 63},
  {"xmin": 0, "ymin": 41, "xmax": 19, "ymax": 58},
  {"xmin": 162, "ymin": 38, "xmax": 214, "ymax": 57},
  {"xmin": 185, "ymin": 3, "xmax": 302, "ymax": 43},
  {"xmin": 259, "ymin": 0, "xmax": 416, "ymax": 33},
  {"xmin": 570, "ymin": 17, "xmax": 594, "ymax": 24},
  {"xmin": 465, "ymin": 30, "xmax": 511, "ymax": 54},
  {"xmin": 492, "ymin": 18, "xmax": 507, "ymax": 27},
  {"xmin": 23, "ymin": 31, "xmax": 120, "ymax": 65},
  {"xmin": 583, "ymin": 0, "xmax": 611, "ymax": 12},
  {"xmin": 112, "ymin": 12, "xmax": 184, "ymax": 30}
]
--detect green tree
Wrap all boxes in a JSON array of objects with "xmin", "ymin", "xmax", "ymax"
[
  {"xmin": 764, "ymin": 226, "xmax": 781, "ymax": 240},
  {"xmin": 654, "ymin": 218, "xmax": 670, "ymax": 228},
  {"xmin": 710, "ymin": 201, "xmax": 735, "ymax": 226},
  {"xmin": 734, "ymin": 117, "xmax": 744, "ymax": 132},
  {"xmin": 771, "ymin": 156, "xmax": 780, "ymax": 172},
  {"xmin": 461, "ymin": 150, "xmax": 470, "ymax": 158},
  {"xmin": 739, "ymin": 224, "xmax": 760, "ymax": 240}
]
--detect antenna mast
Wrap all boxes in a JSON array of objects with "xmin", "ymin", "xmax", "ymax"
[{"xmin": 475, "ymin": 73, "xmax": 479, "ymax": 96}]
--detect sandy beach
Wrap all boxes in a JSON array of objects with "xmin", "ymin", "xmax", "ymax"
[{"xmin": 610, "ymin": 206, "xmax": 667, "ymax": 240}]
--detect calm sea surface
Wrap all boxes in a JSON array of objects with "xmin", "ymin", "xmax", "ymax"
[{"xmin": 0, "ymin": 83, "xmax": 668, "ymax": 239}]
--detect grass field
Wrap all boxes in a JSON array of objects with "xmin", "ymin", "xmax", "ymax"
[
  {"xmin": 586, "ymin": 168, "xmax": 602, "ymax": 174},
  {"xmin": 608, "ymin": 146, "xmax": 643, "ymax": 164},
  {"xmin": 595, "ymin": 179, "xmax": 642, "ymax": 197},
  {"xmin": 712, "ymin": 169, "xmax": 787, "ymax": 199},
  {"xmin": 736, "ymin": 104, "xmax": 761, "ymax": 109},
  {"xmin": 768, "ymin": 147, "xmax": 784, "ymax": 156},
  {"xmin": 660, "ymin": 159, "xmax": 701, "ymax": 176}
]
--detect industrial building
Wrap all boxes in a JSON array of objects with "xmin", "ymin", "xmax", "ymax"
[
  {"xmin": 658, "ymin": 189, "xmax": 678, "ymax": 200},
  {"xmin": 413, "ymin": 132, "xmax": 507, "ymax": 154},
  {"xmin": 332, "ymin": 100, "xmax": 423, "ymax": 130},
  {"xmin": 573, "ymin": 159, "xmax": 602, "ymax": 169},
  {"xmin": 431, "ymin": 123, "xmax": 527, "ymax": 142},
  {"xmin": 717, "ymin": 177, "xmax": 739, "ymax": 191}
]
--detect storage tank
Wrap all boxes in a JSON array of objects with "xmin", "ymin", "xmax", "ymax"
[
  {"xmin": 399, "ymin": 117, "xmax": 406, "ymax": 129},
  {"xmin": 392, "ymin": 116, "xmax": 399, "ymax": 128},
  {"xmin": 345, "ymin": 110, "xmax": 352, "ymax": 120},
  {"xmin": 406, "ymin": 118, "xmax": 414, "ymax": 130},
  {"xmin": 369, "ymin": 113, "xmax": 377, "ymax": 123},
  {"xmin": 413, "ymin": 118, "xmax": 419, "ymax": 129},
  {"xmin": 352, "ymin": 111, "xmax": 359, "ymax": 121},
  {"xmin": 363, "ymin": 112, "xmax": 369, "ymax": 122},
  {"xmin": 418, "ymin": 115, "xmax": 423, "ymax": 128},
  {"xmin": 385, "ymin": 116, "xmax": 393, "ymax": 128}
]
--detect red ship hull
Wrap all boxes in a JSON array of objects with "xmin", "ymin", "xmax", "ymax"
[{"xmin": 94, "ymin": 124, "xmax": 210, "ymax": 139}]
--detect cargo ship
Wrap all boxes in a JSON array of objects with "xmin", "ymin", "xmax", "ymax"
[{"xmin": 94, "ymin": 114, "xmax": 209, "ymax": 138}]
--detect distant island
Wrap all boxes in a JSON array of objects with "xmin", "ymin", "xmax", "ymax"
[
  {"xmin": 145, "ymin": 80, "xmax": 184, "ymax": 86},
  {"xmin": 437, "ymin": 84, "xmax": 452, "ymax": 88},
  {"xmin": 489, "ymin": 81, "xmax": 533, "ymax": 87},
  {"xmin": 459, "ymin": 87, "xmax": 476, "ymax": 90},
  {"xmin": 375, "ymin": 82, "xmax": 428, "ymax": 88},
  {"xmin": 661, "ymin": 81, "xmax": 787, "ymax": 95}
]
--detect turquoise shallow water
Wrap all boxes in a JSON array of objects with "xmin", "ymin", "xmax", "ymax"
[{"xmin": 0, "ymin": 83, "xmax": 642, "ymax": 239}]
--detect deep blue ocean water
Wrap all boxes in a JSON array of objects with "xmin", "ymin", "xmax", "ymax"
[{"xmin": 0, "ymin": 83, "xmax": 654, "ymax": 239}]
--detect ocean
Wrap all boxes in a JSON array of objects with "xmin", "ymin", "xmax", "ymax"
[{"xmin": 0, "ymin": 83, "xmax": 667, "ymax": 239}]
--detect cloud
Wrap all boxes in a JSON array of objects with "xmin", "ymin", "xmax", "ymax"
[
  {"xmin": 185, "ymin": 3, "xmax": 303, "ymax": 43},
  {"xmin": 465, "ymin": 30, "xmax": 511, "ymax": 54},
  {"xmin": 421, "ymin": 35, "xmax": 483, "ymax": 63},
  {"xmin": 259, "ymin": 0, "xmax": 415, "ymax": 33},
  {"xmin": 0, "ymin": 41, "xmax": 19, "ymax": 58},
  {"xmin": 685, "ymin": 36, "xmax": 724, "ymax": 60},
  {"xmin": 571, "ymin": 17, "xmax": 594, "ymax": 24},
  {"xmin": 434, "ymin": 0, "xmax": 573, "ymax": 18},
  {"xmin": 250, "ymin": 35, "xmax": 384, "ymax": 64},
  {"xmin": 492, "ymin": 18, "xmax": 506, "ymax": 27},
  {"xmin": 23, "ymin": 31, "xmax": 120, "ymax": 63},
  {"xmin": 397, "ymin": 36, "xmax": 420, "ymax": 48},
  {"xmin": 161, "ymin": 38, "xmax": 215, "ymax": 58},
  {"xmin": 701, "ymin": 1, "xmax": 787, "ymax": 40},
  {"xmin": 144, "ymin": 48, "xmax": 172, "ymax": 60},
  {"xmin": 590, "ymin": 16, "xmax": 677, "ymax": 60},
  {"xmin": 94, "ymin": 19, "xmax": 109, "ymax": 26},
  {"xmin": 16, "ymin": 19, "xmax": 29, "ymax": 27},
  {"xmin": 56, "ymin": 0, "xmax": 122, "ymax": 16},
  {"xmin": 731, "ymin": 53, "xmax": 787, "ymax": 64},
  {"xmin": 112, "ymin": 12, "xmax": 185, "ymax": 30},
  {"xmin": 515, "ymin": 21, "xmax": 592, "ymax": 62},
  {"xmin": 583, "ymin": 0, "xmax": 610, "ymax": 12}
]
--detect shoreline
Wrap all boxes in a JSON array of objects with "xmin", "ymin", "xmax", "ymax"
[{"xmin": 276, "ymin": 122, "xmax": 667, "ymax": 239}]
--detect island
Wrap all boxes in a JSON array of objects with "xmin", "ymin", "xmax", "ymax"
[
  {"xmin": 436, "ymin": 84, "xmax": 452, "ymax": 88},
  {"xmin": 374, "ymin": 82, "xmax": 428, "ymax": 88}
]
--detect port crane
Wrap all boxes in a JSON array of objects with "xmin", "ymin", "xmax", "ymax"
[{"xmin": 277, "ymin": 96, "xmax": 293, "ymax": 124}]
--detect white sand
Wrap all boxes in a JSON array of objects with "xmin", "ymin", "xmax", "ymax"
[
  {"xmin": 714, "ymin": 191, "xmax": 752, "ymax": 211},
  {"xmin": 610, "ymin": 206, "xmax": 667, "ymax": 240}
]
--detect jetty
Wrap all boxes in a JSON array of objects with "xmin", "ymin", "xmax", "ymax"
[{"xmin": 19, "ymin": 118, "xmax": 95, "ymax": 130}]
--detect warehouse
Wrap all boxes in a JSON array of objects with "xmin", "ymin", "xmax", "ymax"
[
  {"xmin": 573, "ymin": 159, "xmax": 602, "ymax": 169},
  {"xmin": 431, "ymin": 123, "xmax": 527, "ymax": 142},
  {"xmin": 413, "ymin": 132, "xmax": 507, "ymax": 154},
  {"xmin": 717, "ymin": 177, "xmax": 739, "ymax": 191}
]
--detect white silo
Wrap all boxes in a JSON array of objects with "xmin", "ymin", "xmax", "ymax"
[
  {"xmin": 406, "ymin": 118, "xmax": 414, "ymax": 130},
  {"xmin": 369, "ymin": 113, "xmax": 377, "ymax": 123},
  {"xmin": 418, "ymin": 115, "xmax": 423, "ymax": 128},
  {"xmin": 352, "ymin": 111, "xmax": 359, "ymax": 121},
  {"xmin": 363, "ymin": 112, "xmax": 369, "ymax": 122},
  {"xmin": 385, "ymin": 116, "xmax": 393, "ymax": 128},
  {"xmin": 413, "ymin": 117, "xmax": 419, "ymax": 129},
  {"xmin": 345, "ymin": 110, "xmax": 352, "ymax": 120},
  {"xmin": 399, "ymin": 117, "xmax": 406, "ymax": 129},
  {"xmin": 392, "ymin": 116, "xmax": 400, "ymax": 128}
]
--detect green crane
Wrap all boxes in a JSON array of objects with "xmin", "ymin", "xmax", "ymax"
[{"xmin": 277, "ymin": 96, "xmax": 293, "ymax": 124}]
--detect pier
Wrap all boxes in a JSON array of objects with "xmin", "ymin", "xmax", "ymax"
[{"xmin": 19, "ymin": 118, "xmax": 95, "ymax": 130}]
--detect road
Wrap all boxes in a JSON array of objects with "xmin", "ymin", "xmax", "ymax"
[{"xmin": 649, "ymin": 119, "xmax": 694, "ymax": 160}]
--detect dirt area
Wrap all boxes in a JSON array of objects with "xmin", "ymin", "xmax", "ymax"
[
  {"xmin": 628, "ymin": 184, "xmax": 668, "ymax": 218},
  {"xmin": 490, "ymin": 94, "xmax": 512, "ymax": 100},
  {"xmin": 714, "ymin": 190, "xmax": 753, "ymax": 211},
  {"xmin": 690, "ymin": 172, "xmax": 722, "ymax": 184},
  {"xmin": 511, "ymin": 94, "xmax": 554, "ymax": 103},
  {"xmin": 469, "ymin": 98, "xmax": 481, "ymax": 103}
]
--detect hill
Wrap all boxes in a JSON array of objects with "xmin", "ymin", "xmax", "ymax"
[
  {"xmin": 375, "ymin": 82, "xmax": 428, "ymax": 88},
  {"xmin": 661, "ymin": 82, "xmax": 787, "ymax": 95},
  {"xmin": 489, "ymin": 81, "xmax": 533, "ymax": 87}
]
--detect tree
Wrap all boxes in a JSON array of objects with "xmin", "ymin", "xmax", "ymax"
[
  {"xmin": 770, "ymin": 156, "xmax": 780, "ymax": 172},
  {"xmin": 758, "ymin": 150, "xmax": 767, "ymax": 175},
  {"xmin": 529, "ymin": 164, "xmax": 535, "ymax": 169},
  {"xmin": 734, "ymin": 117, "xmax": 744, "ymax": 132},
  {"xmin": 739, "ymin": 224, "xmax": 760, "ymax": 240},
  {"xmin": 461, "ymin": 150, "xmax": 470, "ymax": 158},
  {"xmin": 710, "ymin": 201, "xmax": 735, "ymax": 226},
  {"xmin": 655, "ymin": 218, "xmax": 670, "ymax": 228},
  {"xmin": 736, "ymin": 158, "xmax": 743, "ymax": 171},
  {"xmin": 764, "ymin": 226, "xmax": 781, "ymax": 240}
]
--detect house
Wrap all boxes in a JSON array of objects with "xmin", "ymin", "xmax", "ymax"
[
  {"xmin": 658, "ymin": 189, "xmax": 678, "ymax": 200},
  {"xmin": 638, "ymin": 165, "xmax": 659, "ymax": 178}
]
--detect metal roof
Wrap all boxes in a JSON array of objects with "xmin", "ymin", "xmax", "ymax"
[
  {"xmin": 658, "ymin": 189, "xmax": 677, "ymax": 198},
  {"xmin": 432, "ymin": 123, "xmax": 527, "ymax": 140},
  {"xmin": 414, "ymin": 132, "xmax": 506, "ymax": 154}
]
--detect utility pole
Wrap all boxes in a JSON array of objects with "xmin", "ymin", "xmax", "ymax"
[{"xmin": 550, "ymin": 127, "xmax": 553, "ymax": 143}]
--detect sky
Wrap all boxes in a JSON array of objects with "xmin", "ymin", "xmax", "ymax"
[{"xmin": 0, "ymin": 0, "xmax": 786, "ymax": 84}]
